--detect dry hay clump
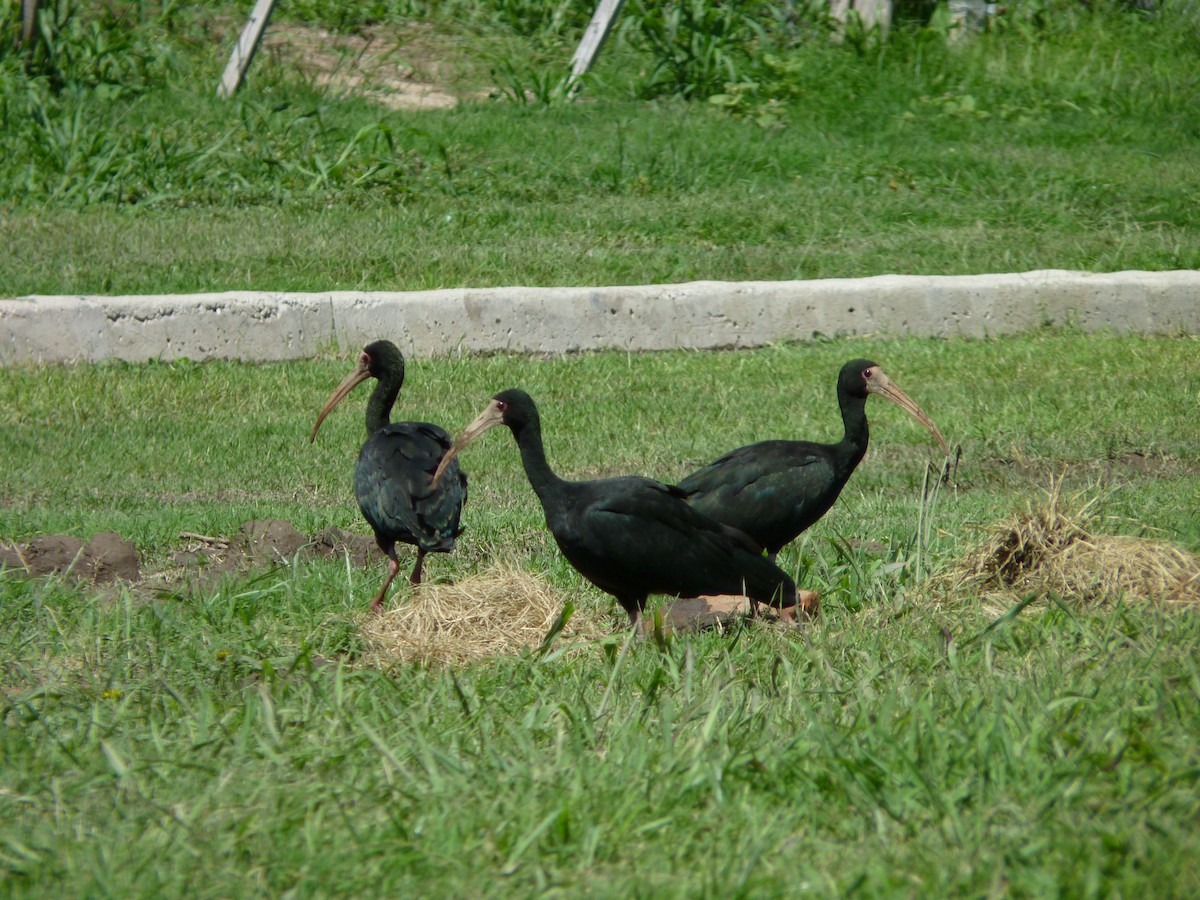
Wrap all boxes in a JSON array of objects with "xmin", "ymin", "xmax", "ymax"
[
  {"xmin": 940, "ymin": 480, "xmax": 1200, "ymax": 610},
  {"xmin": 361, "ymin": 564, "xmax": 612, "ymax": 668}
]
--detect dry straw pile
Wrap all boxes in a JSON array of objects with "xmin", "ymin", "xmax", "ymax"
[
  {"xmin": 940, "ymin": 480, "xmax": 1200, "ymax": 611},
  {"xmin": 361, "ymin": 564, "xmax": 612, "ymax": 667}
]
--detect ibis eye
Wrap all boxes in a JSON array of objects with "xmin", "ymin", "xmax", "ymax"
[
  {"xmin": 863, "ymin": 367, "xmax": 874, "ymax": 380},
  {"xmin": 496, "ymin": 400, "xmax": 508, "ymax": 413},
  {"xmin": 360, "ymin": 352, "xmax": 371, "ymax": 367}
]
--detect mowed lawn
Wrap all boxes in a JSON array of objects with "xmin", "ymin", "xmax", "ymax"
[{"xmin": 2, "ymin": 332, "xmax": 1199, "ymax": 895}]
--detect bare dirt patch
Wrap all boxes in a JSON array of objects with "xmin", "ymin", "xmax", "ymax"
[
  {"xmin": 1, "ymin": 520, "xmax": 376, "ymax": 588},
  {"xmin": 257, "ymin": 21, "xmax": 485, "ymax": 110},
  {"xmin": 1, "ymin": 520, "xmax": 817, "ymax": 658},
  {"xmin": 1, "ymin": 532, "xmax": 140, "ymax": 583},
  {"xmin": 964, "ymin": 450, "xmax": 1200, "ymax": 488}
]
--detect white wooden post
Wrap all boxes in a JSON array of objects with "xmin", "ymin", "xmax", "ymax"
[
  {"xmin": 568, "ymin": 0, "xmax": 627, "ymax": 95},
  {"xmin": 217, "ymin": 0, "xmax": 278, "ymax": 98},
  {"xmin": 830, "ymin": 0, "xmax": 893, "ymax": 37},
  {"xmin": 20, "ymin": 0, "xmax": 40, "ymax": 46}
]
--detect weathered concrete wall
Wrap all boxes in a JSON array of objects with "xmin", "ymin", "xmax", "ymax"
[{"xmin": 2, "ymin": 269, "xmax": 1196, "ymax": 365}]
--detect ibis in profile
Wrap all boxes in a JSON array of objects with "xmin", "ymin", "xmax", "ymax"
[
  {"xmin": 433, "ymin": 388, "xmax": 803, "ymax": 632},
  {"xmin": 677, "ymin": 359, "xmax": 948, "ymax": 563},
  {"xmin": 310, "ymin": 340, "xmax": 467, "ymax": 613}
]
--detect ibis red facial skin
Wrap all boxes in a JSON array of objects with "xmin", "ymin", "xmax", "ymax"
[
  {"xmin": 434, "ymin": 389, "xmax": 799, "ymax": 632},
  {"xmin": 311, "ymin": 340, "xmax": 467, "ymax": 613},
  {"xmin": 677, "ymin": 359, "xmax": 948, "ymax": 563}
]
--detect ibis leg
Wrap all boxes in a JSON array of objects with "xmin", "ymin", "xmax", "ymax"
[
  {"xmin": 408, "ymin": 548, "xmax": 427, "ymax": 586},
  {"xmin": 756, "ymin": 552, "xmax": 780, "ymax": 617},
  {"xmin": 370, "ymin": 555, "xmax": 402, "ymax": 614}
]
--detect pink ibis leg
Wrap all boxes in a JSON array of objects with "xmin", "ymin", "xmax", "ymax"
[{"xmin": 370, "ymin": 555, "xmax": 402, "ymax": 614}]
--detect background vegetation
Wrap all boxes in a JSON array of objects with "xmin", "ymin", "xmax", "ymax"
[{"xmin": 1, "ymin": 0, "xmax": 1197, "ymax": 294}]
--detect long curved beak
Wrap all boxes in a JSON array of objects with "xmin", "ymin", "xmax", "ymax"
[
  {"xmin": 866, "ymin": 369, "xmax": 949, "ymax": 454},
  {"xmin": 310, "ymin": 358, "xmax": 371, "ymax": 443},
  {"xmin": 431, "ymin": 399, "xmax": 506, "ymax": 488}
]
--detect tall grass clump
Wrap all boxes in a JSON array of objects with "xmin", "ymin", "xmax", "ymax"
[
  {"xmin": 612, "ymin": 0, "xmax": 1200, "ymax": 130},
  {"xmin": 1, "ymin": 0, "xmax": 1196, "ymax": 289},
  {"xmin": 0, "ymin": 1, "xmax": 445, "ymax": 207},
  {"xmin": 274, "ymin": 0, "xmax": 595, "ymax": 37}
]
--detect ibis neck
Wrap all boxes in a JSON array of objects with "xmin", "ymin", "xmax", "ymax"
[
  {"xmin": 365, "ymin": 377, "xmax": 400, "ymax": 436},
  {"xmin": 837, "ymin": 394, "xmax": 870, "ymax": 470},
  {"xmin": 512, "ymin": 416, "xmax": 566, "ymax": 503}
]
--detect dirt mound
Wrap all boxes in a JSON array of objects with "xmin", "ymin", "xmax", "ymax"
[
  {"xmin": 237, "ymin": 518, "xmax": 308, "ymax": 563},
  {"xmin": 310, "ymin": 526, "xmax": 377, "ymax": 568},
  {"xmin": 2, "ymin": 521, "xmax": 378, "ymax": 587},
  {"xmin": 0, "ymin": 532, "xmax": 140, "ymax": 584}
]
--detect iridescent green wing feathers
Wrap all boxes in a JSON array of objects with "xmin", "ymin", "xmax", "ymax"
[{"xmin": 354, "ymin": 422, "xmax": 466, "ymax": 552}]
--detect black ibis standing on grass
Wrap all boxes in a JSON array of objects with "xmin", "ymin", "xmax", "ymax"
[
  {"xmin": 677, "ymin": 359, "xmax": 948, "ymax": 563},
  {"xmin": 310, "ymin": 340, "xmax": 467, "ymax": 613},
  {"xmin": 432, "ymin": 389, "xmax": 801, "ymax": 632}
]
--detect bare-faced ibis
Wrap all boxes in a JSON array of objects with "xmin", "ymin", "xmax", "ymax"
[
  {"xmin": 677, "ymin": 359, "xmax": 948, "ymax": 562},
  {"xmin": 310, "ymin": 340, "xmax": 467, "ymax": 613},
  {"xmin": 432, "ymin": 389, "xmax": 800, "ymax": 632}
]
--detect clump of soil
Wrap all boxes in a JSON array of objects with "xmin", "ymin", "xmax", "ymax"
[
  {"xmin": 238, "ymin": 518, "xmax": 309, "ymax": 563},
  {"xmin": 1, "ymin": 520, "xmax": 378, "ymax": 588},
  {"xmin": 940, "ymin": 480, "xmax": 1200, "ymax": 608},
  {"xmin": 657, "ymin": 589, "xmax": 821, "ymax": 635},
  {"xmin": 0, "ymin": 532, "xmax": 140, "ymax": 584}
]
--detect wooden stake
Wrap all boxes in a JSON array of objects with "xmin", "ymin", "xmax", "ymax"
[
  {"xmin": 568, "ymin": 0, "xmax": 627, "ymax": 96},
  {"xmin": 217, "ymin": 0, "xmax": 278, "ymax": 98},
  {"xmin": 19, "ymin": 0, "xmax": 40, "ymax": 47}
]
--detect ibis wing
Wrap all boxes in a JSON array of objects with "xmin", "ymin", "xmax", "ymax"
[
  {"xmin": 553, "ymin": 478, "xmax": 793, "ymax": 606},
  {"xmin": 355, "ymin": 422, "xmax": 467, "ymax": 551},
  {"xmin": 677, "ymin": 440, "xmax": 838, "ymax": 549}
]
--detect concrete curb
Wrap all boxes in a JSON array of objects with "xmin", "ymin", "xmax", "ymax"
[{"xmin": 2, "ymin": 269, "xmax": 1196, "ymax": 365}]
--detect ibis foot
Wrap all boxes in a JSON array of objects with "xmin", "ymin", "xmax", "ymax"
[
  {"xmin": 774, "ymin": 590, "xmax": 821, "ymax": 624},
  {"xmin": 632, "ymin": 610, "xmax": 647, "ymax": 639},
  {"xmin": 370, "ymin": 555, "xmax": 403, "ymax": 614}
]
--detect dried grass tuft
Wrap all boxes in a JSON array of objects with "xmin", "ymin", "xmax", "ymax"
[
  {"xmin": 939, "ymin": 478, "xmax": 1200, "ymax": 610},
  {"xmin": 360, "ymin": 564, "xmax": 612, "ymax": 668}
]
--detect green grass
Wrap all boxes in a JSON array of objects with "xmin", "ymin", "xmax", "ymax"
[
  {"xmin": 2, "ymin": 1, "xmax": 1198, "ymax": 294},
  {"xmin": 3, "ymin": 332, "xmax": 1200, "ymax": 895},
  {"xmin": 3, "ymin": 2, "xmax": 1199, "ymax": 892}
]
